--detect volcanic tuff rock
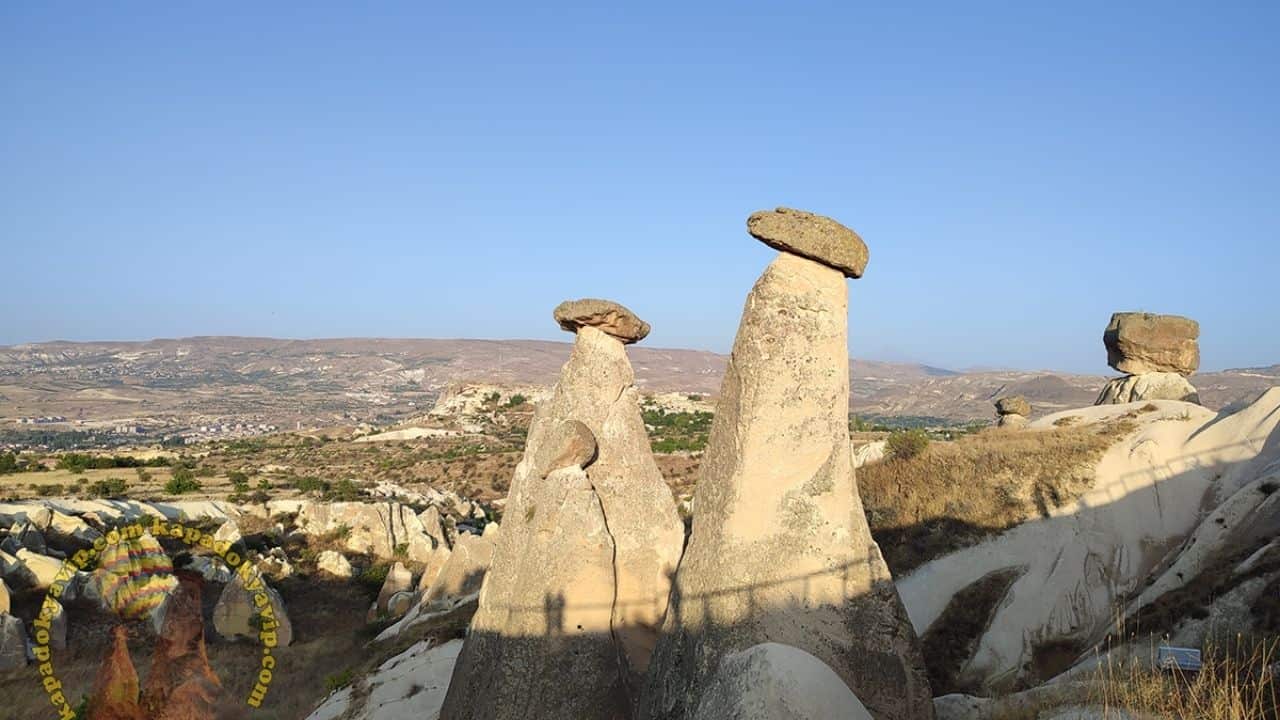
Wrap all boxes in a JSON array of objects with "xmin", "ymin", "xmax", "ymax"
[
  {"xmin": 1095, "ymin": 372, "xmax": 1200, "ymax": 405},
  {"xmin": 89, "ymin": 625, "xmax": 146, "ymax": 720},
  {"xmin": 441, "ymin": 301, "xmax": 684, "ymax": 720},
  {"xmin": 212, "ymin": 571, "xmax": 293, "ymax": 647},
  {"xmin": 693, "ymin": 643, "xmax": 874, "ymax": 720},
  {"xmin": 369, "ymin": 562, "xmax": 414, "ymax": 622},
  {"xmin": 142, "ymin": 577, "xmax": 223, "ymax": 720},
  {"xmin": 316, "ymin": 550, "xmax": 354, "ymax": 578},
  {"xmin": 0, "ymin": 578, "xmax": 8, "ymax": 614},
  {"xmin": 746, "ymin": 207, "xmax": 869, "ymax": 278},
  {"xmin": 0, "ymin": 614, "xmax": 25, "ymax": 671},
  {"xmin": 554, "ymin": 298, "xmax": 652, "ymax": 343},
  {"xmin": 641, "ymin": 214, "xmax": 932, "ymax": 720},
  {"xmin": 994, "ymin": 396, "xmax": 1030, "ymax": 417},
  {"xmin": 1104, "ymin": 312, "xmax": 1199, "ymax": 375}
]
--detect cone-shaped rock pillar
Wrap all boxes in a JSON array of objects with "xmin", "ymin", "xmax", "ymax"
[
  {"xmin": 639, "ymin": 209, "xmax": 933, "ymax": 720},
  {"xmin": 440, "ymin": 300, "xmax": 684, "ymax": 720}
]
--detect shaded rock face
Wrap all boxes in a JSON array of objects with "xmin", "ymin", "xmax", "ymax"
[
  {"xmin": 141, "ymin": 577, "xmax": 223, "ymax": 720},
  {"xmin": 369, "ymin": 562, "xmax": 414, "ymax": 622},
  {"xmin": 212, "ymin": 570, "xmax": 293, "ymax": 647},
  {"xmin": 441, "ymin": 316, "xmax": 684, "ymax": 720},
  {"xmin": 693, "ymin": 643, "xmax": 874, "ymax": 720},
  {"xmin": 640, "ymin": 251, "xmax": 932, "ymax": 720},
  {"xmin": 88, "ymin": 625, "xmax": 145, "ymax": 720},
  {"xmin": 746, "ymin": 207, "xmax": 869, "ymax": 278},
  {"xmin": 0, "ymin": 613, "xmax": 26, "ymax": 671},
  {"xmin": 1104, "ymin": 312, "xmax": 1199, "ymax": 375},
  {"xmin": 1096, "ymin": 372, "xmax": 1200, "ymax": 405},
  {"xmin": 997, "ymin": 414, "xmax": 1029, "ymax": 429}
]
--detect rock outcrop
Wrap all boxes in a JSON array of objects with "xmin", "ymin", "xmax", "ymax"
[
  {"xmin": 994, "ymin": 396, "xmax": 1030, "ymax": 428},
  {"xmin": 0, "ymin": 613, "xmax": 25, "ymax": 670},
  {"xmin": 88, "ymin": 625, "xmax": 146, "ymax": 720},
  {"xmin": 1104, "ymin": 312, "xmax": 1199, "ymax": 375},
  {"xmin": 693, "ymin": 643, "xmax": 874, "ymax": 720},
  {"xmin": 369, "ymin": 562, "xmax": 414, "ymax": 622},
  {"xmin": 296, "ymin": 500, "xmax": 444, "ymax": 564},
  {"xmin": 142, "ymin": 576, "xmax": 223, "ymax": 720},
  {"xmin": 641, "ymin": 209, "xmax": 932, "ymax": 720},
  {"xmin": 440, "ymin": 299, "xmax": 684, "ymax": 720},
  {"xmin": 305, "ymin": 639, "xmax": 464, "ymax": 720},
  {"xmin": 1097, "ymin": 313, "xmax": 1200, "ymax": 406},
  {"xmin": 1096, "ymin": 372, "xmax": 1200, "ymax": 404},
  {"xmin": 317, "ymin": 550, "xmax": 354, "ymax": 578},
  {"xmin": 212, "ymin": 570, "xmax": 293, "ymax": 646}
]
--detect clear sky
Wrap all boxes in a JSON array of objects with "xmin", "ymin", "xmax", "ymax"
[{"xmin": 3, "ymin": 2, "xmax": 1277, "ymax": 373}]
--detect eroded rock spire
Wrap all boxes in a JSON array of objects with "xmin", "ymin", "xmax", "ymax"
[{"xmin": 639, "ymin": 208, "xmax": 933, "ymax": 720}]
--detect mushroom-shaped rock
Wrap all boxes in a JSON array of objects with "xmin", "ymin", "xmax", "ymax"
[
  {"xmin": 1104, "ymin": 312, "xmax": 1199, "ymax": 375},
  {"xmin": 995, "ymin": 396, "xmax": 1031, "ymax": 417},
  {"xmin": 747, "ymin": 207, "xmax": 869, "ymax": 278},
  {"xmin": 142, "ymin": 577, "xmax": 224, "ymax": 719},
  {"xmin": 693, "ymin": 643, "xmax": 874, "ymax": 720},
  {"xmin": 553, "ymin": 298, "xmax": 651, "ymax": 344},
  {"xmin": 531, "ymin": 419, "xmax": 598, "ymax": 477}
]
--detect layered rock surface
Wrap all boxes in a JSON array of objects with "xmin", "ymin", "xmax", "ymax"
[
  {"xmin": 440, "ymin": 303, "xmax": 684, "ymax": 720},
  {"xmin": 641, "ymin": 210, "xmax": 931, "ymax": 720},
  {"xmin": 1104, "ymin": 312, "xmax": 1199, "ymax": 375}
]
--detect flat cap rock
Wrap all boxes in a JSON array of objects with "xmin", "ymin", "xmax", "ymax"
[
  {"xmin": 1104, "ymin": 312, "xmax": 1199, "ymax": 376},
  {"xmin": 995, "ymin": 395, "xmax": 1031, "ymax": 417},
  {"xmin": 553, "ymin": 298, "xmax": 650, "ymax": 344},
  {"xmin": 747, "ymin": 207, "xmax": 869, "ymax": 278}
]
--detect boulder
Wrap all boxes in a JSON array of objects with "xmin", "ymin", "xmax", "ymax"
[
  {"xmin": 11, "ymin": 521, "xmax": 47, "ymax": 554},
  {"xmin": 416, "ymin": 545, "xmax": 453, "ymax": 592},
  {"xmin": 368, "ymin": 562, "xmax": 414, "ymax": 622},
  {"xmin": 746, "ymin": 206, "xmax": 869, "ymax": 278},
  {"xmin": 530, "ymin": 419, "xmax": 598, "ymax": 478},
  {"xmin": 0, "ymin": 578, "xmax": 8, "ymax": 615},
  {"xmin": 35, "ymin": 596, "xmax": 67, "ymax": 651},
  {"xmin": 994, "ymin": 396, "xmax": 1030, "ymax": 417},
  {"xmin": 441, "ymin": 303, "xmax": 684, "ymax": 720},
  {"xmin": 297, "ymin": 501, "xmax": 442, "ymax": 564},
  {"xmin": 553, "ymin": 298, "xmax": 651, "ymax": 344},
  {"xmin": 997, "ymin": 414, "xmax": 1029, "ymax": 429},
  {"xmin": 185, "ymin": 556, "xmax": 233, "ymax": 584},
  {"xmin": 386, "ymin": 591, "xmax": 416, "ymax": 619},
  {"xmin": 422, "ymin": 532, "xmax": 494, "ymax": 608},
  {"xmin": 16, "ymin": 548, "xmax": 64, "ymax": 589},
  {"xmin": 316, "ymin": 550, "xmax": 354, "ymax": 579},
  {"xmin": 48, "ymin": 510, "xmax": 103, "ymax": 546},
  {"xmin": 212, "ymin": 571, "xmax": 293, "ymax": 647},
  {"xmin": 1095, "ymin": 372, "xmax": 1200, "ymax": 405},
  {"xmin": 213, "ymin": 520, "xmax": 241, "ymax": 544},
  {"xmin": 418, "ymin": 506, "xmax": 446, "ymax": 546},
  {"xmin": 693, "ymin": 643, "xmax": 874, "ymax": 720},
  {"xmin": 641, "ymin": 234, "xmax": 931, "ymax": 720},
  {"xmin": 0, "ymin": 613, "xmax": 27, "ymax": 670},
  {"xmin": 304, "ymin": 639, "xmax": 463, "ymax": 720},
  {"xmin": 1103, "ymin": 312, "xmax": 1199, "ymax": 375}
]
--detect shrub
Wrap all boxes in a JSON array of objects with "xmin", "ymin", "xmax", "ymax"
[
  {"xmin": 886, "ymin": 428, "xmax": 930, "ymax": 460},
  {"xmin": 504, "ymin": 394, "xmax": 528, "ymax": 408},
  {"xmin": 88, "ymin": 477, "xmax": 128, "ymax": 498},
  {"xmin": 164, "ymin": 466, "xmax": 202, "ymax": 495}
]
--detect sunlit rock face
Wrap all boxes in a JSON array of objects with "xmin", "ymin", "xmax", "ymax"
[
  {"xmin": 440, "ymin": 301, "xmax": 683, "ymax": 720},
  {"xmin": 640, "ymin": 210, "xmax": 932, "ymax": 720}
]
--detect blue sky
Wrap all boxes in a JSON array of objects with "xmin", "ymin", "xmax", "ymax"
[{"xmin": 2, "ymin": 2, "xmax": 1277, "ymax": 373}]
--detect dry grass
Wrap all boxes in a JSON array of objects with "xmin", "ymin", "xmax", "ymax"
[
  {"xmin": 1089, "ymin": 639, "xmax": 1279, "ymax": 719},
  {"xmin": 858, "ymin": 420, "xmax": 1134, "ymax": 574}
]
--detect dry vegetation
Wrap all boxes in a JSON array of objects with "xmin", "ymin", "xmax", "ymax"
[
  {"xmin": 859, "ymin": 420, "xmax": 1135, "ymax": 574},
  {"xmin": 1088, "ymin": 639, "xmax": 1278, "ymax": 719}
]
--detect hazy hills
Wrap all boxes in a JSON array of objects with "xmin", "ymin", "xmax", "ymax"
[{"xmin": 0, "ymin": 337, "xmax": 1275, "ymax": 429}]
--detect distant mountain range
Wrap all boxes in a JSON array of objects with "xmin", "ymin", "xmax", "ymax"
[{"xmin": 0, "ymin": 337, "xmax": 1276, "ymax": 429}]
